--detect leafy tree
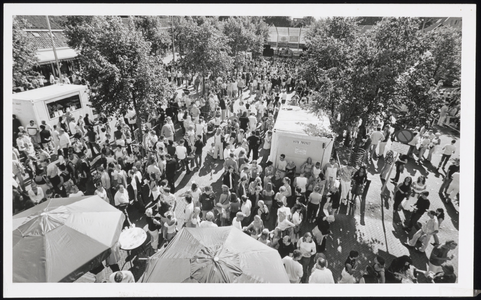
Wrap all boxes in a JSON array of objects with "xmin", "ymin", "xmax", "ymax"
[
  {"xmin": 177, "ymin": 17, "xmax": 233, "ymax": 95},
  {"xmin": 222, "ymin": 16, "xmax": 268, "ymax": 59},
  {"xmin": 302, "ymin": 17, "xmax": 429, "ymax": 136},
  {"xmin": 391, "ymin": 51, "xmax": 444, "ymax": 128},
  {"xmin": 64, "ymin": 16, "xmax": 172, "ymax": 139},
  {"xmin": 133, "ymin": 16, "xmax": 171, "ymax": 56},
  {"xmin": 424, "ymin": 25, "xmax": 461, "ymax": 86},
  {"xmin": 12, "ymin": 16, "xmax": 44, "ymax": 91},
  {"xmin": 263, "ymin": 16, "xmax": 292, "ymax": 27},
  {"xmin": 293, "ymin": 16, "xmax": 316, "ymax": 28}
]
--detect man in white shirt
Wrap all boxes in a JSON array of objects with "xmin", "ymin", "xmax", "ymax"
[
  {"xmin": 199, "ymin": 211, "xmax": 218, "ymax": 228},
  {"xmin": 309, "ymin": 255, "xmax": 335, "ymax": 284},
  {"xmin": 28, "ymin": 182, "xmax": 45, "ymax": 204},
  {"xmin": 69, "ymin": 118, "xmax": 77, "ymax": 136},
  {"xmin": 114, "ymin": 185, "xmax": 130, "ymax": 207},
  {"xmin": 283, "ymin": 250, "xmax": 304, "ymax": 283},
  {"xmin": 437, "ymin": 139, "xmax": 456, "ymax": 170},
  {"xmin": 129, "ymin": 166, "xmax": 142, "ymax": 202},
  {"xmin": 369, "ymin": 127, "xmax": 384, "ymax": 160},
  {"xmin": 232, "ymin": 212, "xmax": 245, "ymax": 230},
  {"xmin": 58, "ymin": 128, "xmax": 71, "ymax": 157},
  {"xmin": 276, "ymin": 154, "xmax": 287, "ymax": 178},
  {"xmin": 175, "ymin": 139, "xmax": 191, "ymax": 173},
  {"xmin": 68, "ymin": 185, "xmax": 85, "ymax": 197}
]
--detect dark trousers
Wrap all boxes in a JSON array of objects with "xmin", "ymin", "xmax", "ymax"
[
  {"xmin": 247, "ymin": 146, "xmax": 259, "ymax": 160},
  {"xmin": 438, "ymin": 154, "xmax": 451, "ymax": 169},
  {"xmin": 307, "ymin": 202, "xmax": 319, "ymax": 222},
  {"xmin": 406, "ymin": 211, "xmax": 424, "ymax": 230},
  {"xmin": 166, "ymin": 175, "xmax": 176, "ymax": 193}
]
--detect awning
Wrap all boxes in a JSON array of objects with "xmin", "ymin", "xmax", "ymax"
[{"xmin": 36, "ymin": 48, "xmax": 78, "ymax": 65}]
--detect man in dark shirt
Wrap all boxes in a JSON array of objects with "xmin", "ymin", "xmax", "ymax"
[
  {"xmin": 86, "ymin": 126, "xmax": 98, "ymax": 156},
  {"xmin": 84, "ymin": 113, "xmax": 93, "ymax": 128},
  {"xmin": 39, "ymin": 125, "xmax": 52, "ymax": 151},
  {"xmin": 193, "ymin": 135, "xmax": 205, "ymax": 170},
  {"xmin": 404, "ymin": 191, "xmax": 430, "ymax": 232},
  {"xmin": 165, "ymin": 154, "xmax": 177, "ymax": 193},
  {"xmin": 199, "ymin": 186, "xmax": 216, "ymax": 219},
  {"xmin": 247, "ymin": 131, "xmax": 261, "ymax": 161}
]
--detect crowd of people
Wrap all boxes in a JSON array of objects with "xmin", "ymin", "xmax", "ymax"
[{"xmin": 11, "ymin": 55, "xmax": 459, "ymax": 284}]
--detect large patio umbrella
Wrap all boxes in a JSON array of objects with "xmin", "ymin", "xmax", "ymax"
[
  {"xmin": 142, "ymin": 226, "xmax": 289, "ymax": 283},
  {"xmin": 13, "ymin": 196, "xmax": 125, "ymax": 282}
]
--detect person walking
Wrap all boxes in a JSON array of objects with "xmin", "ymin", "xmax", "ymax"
[
  {"xmin": 403, "ymin": 191, "xmax": 430, "ymax": 232},
  {"xmin": 437, "ymin": 140, "xmax": 456, "ymax": 171},
  {"xmin": 407, "ymin": 210, "xmax": 439, "ymax": 253},
  {"xmin": 298, "ymin": 232, "xmax": 317, "ymax": 283}
]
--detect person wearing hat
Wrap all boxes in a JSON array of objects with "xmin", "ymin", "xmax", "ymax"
[{"xmin": 109, "ymin": 270, "xmax": 135, "ymax": 283}]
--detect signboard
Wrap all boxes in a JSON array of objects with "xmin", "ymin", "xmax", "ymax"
[
  {"xmin": 391, "ymin": 141, "xmax": 410, "ymax": 155},
  {"xmin": 395, "ymin": 129, "xmax": 414, "ymax": 144}
]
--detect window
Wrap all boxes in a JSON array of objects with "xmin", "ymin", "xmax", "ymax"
[{"xmin": 46, "ymin": 94, "xmax": 82, "ymax": 119}]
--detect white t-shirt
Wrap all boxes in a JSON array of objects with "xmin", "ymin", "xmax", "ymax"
[
  {"xmin": 370, "ymin": 131, "xmax": 384, "ymax": 145},
  {"xmin": 175, "ymin": 145, "xmax": 188, "ymax": 159},
  {"xmin": 442, "ymin": 144, "xmax": 456, "ymax": 155},
  {"xmin": 199, "ymin": 221, "xmax": 218, "ymax": 228},
  {"xmin": 309, "ymin": 268, "xmax": 335, "ymax": 284},
  {"xmin": 232, "ymin": 218, "xmax": 243, "ymax": 230},
  {"xmin": 69, "ymin": 190, "xmax": 85, "ymax": 197},
  {"xmin": 282, "ymin": 256, "xmax": 303, "ymax": 283}
]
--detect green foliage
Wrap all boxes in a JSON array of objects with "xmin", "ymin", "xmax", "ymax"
[
  {"xmin": 263, "ymin": 16, "xmax": 293, "ymax": 27},
  {"xmin": 221, "ymin": 16, "xmax": 268, "ymax": 57},
  {"xmin": 301, "ymin": 17, "xmax": 460, "ymax": 135},
  {"xmin": 64, "ymin": 16, "xmax": 172, "ymax": 124},
  {"xmin": 176, "ymin": 17, "xmax": 233, "ymax": 93},
  {"xmin": 424, "ymin": 26, "xmax": 461, "ymax": 86},
  {"xmin": 12, "ymin": 16, "xmax": 44, "ymax": 91},
  {"xmin": 132, "ymin": 16, "xmax": 171, "ymax": 56}
]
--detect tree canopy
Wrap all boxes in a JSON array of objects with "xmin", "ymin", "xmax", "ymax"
[
  {"xmin": 300, "ymin": 17, "xmax": 461, "ymax": 133},
  {"xmin": 64, "ymin": 16, "xmax": 172, "ymax": 128},
  {"xmin": 12, "ymin": 16, "xmax": 44, "ymax": 92}
]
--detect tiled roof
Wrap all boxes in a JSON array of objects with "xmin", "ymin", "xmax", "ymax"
[
  {"xmin": 26, "ymin": 30, "xmax": 70, "ymax": 50},
  {"xmin": 15, "ymin": 15, "xmax": 68, "ymax": 30}
]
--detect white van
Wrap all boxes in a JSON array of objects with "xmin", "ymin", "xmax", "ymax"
[{"xmin": 12, "ymin": 84, "xmax": 94, "ymax": 130}]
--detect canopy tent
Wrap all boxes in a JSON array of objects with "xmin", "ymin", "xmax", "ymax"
[
  {"xmin": 142, "ymin": 226, "xmax": 290, "ymax": 283},
  {"xmin": 13, "ymin": 196, "xmax": 125, "ymax": 282},
  {"xmin": 36, "ymin": 48, "xmax": 78, "ymax": 65}
]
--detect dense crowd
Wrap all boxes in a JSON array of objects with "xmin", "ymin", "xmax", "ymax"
[{"xmin": 12, "ymin": 55, "xmax": 459, "ymax": 284}]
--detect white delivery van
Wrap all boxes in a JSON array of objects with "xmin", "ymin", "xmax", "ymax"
[
  {"xmin": 12, "ymin": 84, "xmax": 94, "ymax": 130},
  {"xmin": 269, "ymin": 105, "xmax": 335, "ymax": 171}
]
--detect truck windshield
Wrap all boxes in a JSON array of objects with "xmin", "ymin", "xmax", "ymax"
[{"xmin": 46, "ymin": 94, "xmax": 82, "ymax": 119}]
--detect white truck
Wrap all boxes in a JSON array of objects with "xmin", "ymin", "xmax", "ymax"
[
  {"xmin": 269, "ymin": 105, "xmax": 335, "ymax": 171},
  {"xmin": 12, "ymin": 84, "xmax": 94, "ymax": 130}
]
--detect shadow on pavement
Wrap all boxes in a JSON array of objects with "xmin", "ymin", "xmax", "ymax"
[{"xmin": 437, "ymin": 192, "xmax": 459, "ymax": 231}]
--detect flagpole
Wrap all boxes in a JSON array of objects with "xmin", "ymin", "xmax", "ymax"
[{"xmin": 46, "ymin": 15, "xmax": 62, "ymax": 84}]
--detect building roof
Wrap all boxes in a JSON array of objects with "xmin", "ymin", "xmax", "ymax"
[
  {"xmin": 15, "ymin": 15, "xmax": 68, "ymax": 30},
  {"xmin": 25, "ymin": 30, "xmax": 70, "ymax": 50}
]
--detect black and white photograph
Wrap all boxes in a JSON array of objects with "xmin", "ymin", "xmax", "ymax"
[{"xmin": 3, "ymin": 4, "xmax": 476, "ymax": 297}]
